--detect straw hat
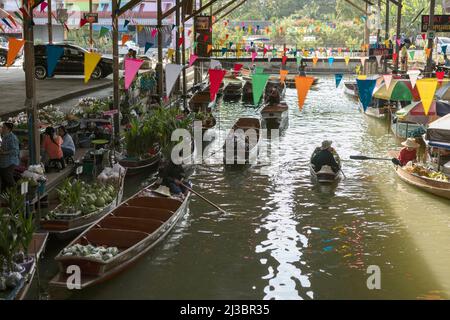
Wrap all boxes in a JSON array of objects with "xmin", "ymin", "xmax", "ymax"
[
  {"xmin": 401, "ymin": 137, "xmax": 419, "ymax": 149},
  {"xmin": 321, "ymin": 140, "xmax": 333, "ymax": 150}
]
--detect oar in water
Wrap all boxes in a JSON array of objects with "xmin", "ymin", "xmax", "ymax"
[
  {"xmin": 350, "ymin": 155, "xmax": 393, "ymax": 161},
  {"xmin": 181, "ymin": 182, "xmax": 227, "ymax": 214}
]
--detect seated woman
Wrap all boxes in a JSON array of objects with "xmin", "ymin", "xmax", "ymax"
[
  {"xmin": 58, "ymin": 126, "xmax": 75, "ymax": 158},
  {"xmin": 158, "ymin": 160, "xmax": 189, "ymax": 197},
  {"xmin": 42, "ymin": 126, "xmax": 65, "ymax": 170},
  {"xmin": 392, "ymin": 138, "xmax": 419, "ymax": 166}
]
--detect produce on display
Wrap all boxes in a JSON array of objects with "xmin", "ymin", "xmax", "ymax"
[
  {"xmin": 404, "ymin": 163, "xmax": 449, "ymax": 182},
  {"xmin": 7, "ymin": 105, "xmax": 65, "ymax": 129},
  {"xmin": 61, "ymin": 244, "xmax": 119, "ymax": 262},
  {"xmin": 70, "ymin": 97, "xmax": 113, "ymax": 118}
]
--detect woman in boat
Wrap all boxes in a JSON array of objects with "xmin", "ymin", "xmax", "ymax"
[
  {"xmin": 311, "ymin": 140, "xmax": 340, "ymax": 173},
  {"xmin": 159, "ymin": 160, "xmax": 190, "ymax": 197},
  {"xmin": 392, "ymin": 137, "xmax": 419, "ymax": 166},
  {"xmin": 42, "ymin": 126, "xmax": 65, "ymax": 170}
]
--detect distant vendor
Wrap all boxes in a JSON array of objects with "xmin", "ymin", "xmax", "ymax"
[
  {"xmin": 159, "ymin": 160, "xmax": 189, "ymax": 197},
  {"xmin": 0, "ymin": 122, "xmax": 20, "ymax": 192},
  {"xmin": 311, "ymin": 140, "xmax": 340, "ymax": 173},
  {"xmin": 58, "ymin": 126, "xmax": 75, "ymax": 158}
]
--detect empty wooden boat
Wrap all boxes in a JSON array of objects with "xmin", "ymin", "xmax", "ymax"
[
  {"xmin": 223, "ymin": 118, "xmax": 261, "ymax": 165},
  {"xmin": 49, "ymin": 185, "xmax": 190, "ymax": 290},
  {"xmin": 261, "ymin": 102, "xmax": 289, "ymax": 130},
  {"xmin": 344, "ymin": 81, "xmax": 358, "ymax": 98},
  {"xmin": 119, "ymin": 150, "xmax": 161, "ymax": 176}
]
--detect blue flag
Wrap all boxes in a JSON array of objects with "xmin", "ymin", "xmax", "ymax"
[
  {"xmin": 328, "ymin": 57, "xmax": 334, "ymax": 66},
  {"xmin": 221, "ymin": 47, "xmax": 228, "ymax": 56},
  {"xmin": 335, "ymin": 74, "xmax": 343, "ymax": 88},
  {"xmin": 144, "ymin": 42, "xmax": 154, "ymax": 54},
  {"xmin": 442, "ymin": 45, "xmax": 448, "ymax": 54},
  {"xmin": 356, "ymin": 79, "xmax": 377, "ymax": 111},
  {"xmin": 124, "ymin": 20, "xmax": 130, "ymax": 28},
  {"xmin": 46, "ymin": 45, "xmax": 64, "ymax": 77}
]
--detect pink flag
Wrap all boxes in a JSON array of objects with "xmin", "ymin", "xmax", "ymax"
[
  {"xmin": 40, "ymin": 2, "xmax": 48, "ymax": 12},
  {"xmin": 396, "ymin": 38, "xmax": 401, "ymax": 47},
  {"xmin": 151, "ymin": 29, "xmax": 157, "ymax": 38},
  {"xmin": 209, "ymin": 69, "xmax": 226, "ymax": 102},
  {"xmin": 203, "ymin": 35, "xmax": 209, "ymax": 42},
  {"xmin": 263, "ymin": 47, "xmax": 268, "ymax": 57},
  {"xmin": 383, "ymin": 74, "xmax": 393, "ymax": 89},
  {"xmin": 124, "ymin": 58, "xmax": 144, "ymax": 90},
  {"xmin": 188, "ymin": 54, "xmax": 198, "ymax": 67},
  {"xmin": 251, "ymin": 51, "xmax": 257, "ymax": 62}
]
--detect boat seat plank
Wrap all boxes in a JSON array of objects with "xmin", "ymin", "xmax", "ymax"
[
  {"xmin": 125, "ymin": 196, "xmax": 182, "ymax": 211},
  {"xmin": 96, "ymin": 216, "xmax": 164, "ymax": 234},
  {"xmin": 80, "ymin": 228, "xmax": 148, "ymax": 248},
  {"xmin": 114, "ymin": 206, "xmax": 174, "ymax": 222}
]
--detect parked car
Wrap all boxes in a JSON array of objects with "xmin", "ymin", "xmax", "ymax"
[
  {"xmin": 0, "ymin": 36, "xmax": 8, "ymax": 48},
  {"xmin": 32, "ymin": 43, "xmax": 113, "ymax": 80},
  {"xmin": 0, "ymin": 47, "xmax": 7, "ymax": 66}
]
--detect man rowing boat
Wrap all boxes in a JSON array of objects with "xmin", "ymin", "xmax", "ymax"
[
  {"xmin": 311, "ymin": 140, "xmax": 341, "ymax": 173},
  {"xmin": 391, "ymin": 137, "xmax": 419, "ymax": 166}
]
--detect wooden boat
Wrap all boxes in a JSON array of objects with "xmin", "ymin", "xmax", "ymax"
[
  {"xmin": 39, "ymin": 170, "xmax": 127, "ymax": 237},
  {"xmin": 223, "ymin": 118, "xmax": 261, "ymax": 165},
  {"xmin": 390, "ymin": 116, "xmax": 425, "ymax": 139},
  {"xmin": 2, "ymin": 233, "xmax": 49, "ymax": 300},
  {"xmin": 223, "ymin": 81, "xmax": 243, "ymax": 101},
  {"xmin": 395, "ymin": 165, "xmax": 450, "ymax": 199},
  {"xmin": 242, "ymin": 80, "xmax": 253, "ymax": 104},
  {"xmin": 189, "ymin": 90, "xmax": 216, "ymax": 112},
  {"xmin": 344, "ymin": 81, "xmax": 358, "ymax": 98},
  {"xmin": 261, "ymin": 102, "xmax": 289, "ymax": 131},
  {"xmin": 119, "ymin": 149, "xmax": 161, "ymax": 176},
  {"xmin": 310, "ymin": 150, "xmax": 341, "ymax": 183},
  {"xmin": 265, "ymin": 79, "xmax": 286, "ymax": 100},
  {"xmin": 359, "ymin": 100, "xmax": 388, "ymax": 119},
  {"xmin": 49, "ymin": 184, "xmax": 190, "ymax": 290}
]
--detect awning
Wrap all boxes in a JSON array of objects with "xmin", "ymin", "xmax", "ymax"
[
  {"xmin": 426, "ymin": 114, "xmax": 450, "ymax": 145},
  {"xmin": 373, "ymin": 79, "xmax": 420, "ymax": 102}
]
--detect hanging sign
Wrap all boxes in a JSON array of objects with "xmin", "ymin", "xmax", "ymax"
[
  {"xmin": 194, "ymin": 15, "xmax": 212, "ymax": 57},
  {"xmin": 83, "ymin": 13, "xmax": 98, "ymax": 23},
  {"xmin": 421, "ymin": 15, "xmax": 450, "ymax": 32}
]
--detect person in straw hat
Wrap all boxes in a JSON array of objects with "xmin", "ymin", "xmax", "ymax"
[
  {"xmin": 392, "ymin": 137, "xmax": 419, "ymax": 166},
  {"xmin": 311, "ymin": 140, "xmax": 340, "ymax": 173}
]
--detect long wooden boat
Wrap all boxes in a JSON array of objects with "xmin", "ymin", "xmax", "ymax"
[
  {"xmin": 395, "ymin": 165, "xmax": 450, "ymax": 199},
  {"xmin": 261, "ymin": 102, "xmax": 289, "ymax": 131},
  {"xmin": 310, "ymin": 164, "xmax": 340, "ymax": 183},
  {"xmin": 223, "ymin": 81, "xmax": 243, "ymax": 101},
  {"xmin": 1, "ymin": 233, "xmax": 49, "ymax": 300},
  {"xmin": 119, "ymin": 150, "xmax": 161, "ymax": 176},
  {"xmin": 189, "ymin": 90, "xmax": 216, "ymax": 112},
  {"xmin": 39, "ymin": 170, "xmax": 127, "ymax": 237},
  {"xmin": 223, "ymin": 117, "xmax": 261, "ymax": 165},
  {"xmin": 344, "ymin": 80, "xmax": 358, "ymax": 98},
  {"xmin": 49, "ymin": 184, "xmax": 190, "ymax": 290},
  {"xmin": 242, "ymin": 80, "xmax": 253, "ymax": 104}
]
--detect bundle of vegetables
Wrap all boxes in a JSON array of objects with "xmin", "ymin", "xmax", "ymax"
[
  {"xmin": 61, "ymin": 244, "xmax": 119, "ymax": 262},
  {"xmin": 38, "ymin": 105, "xmax": 65, "ymax": 125},
  {"xmin": 70, "ymin": 97, "xmax": 113, "ymax": 118},
  {"xmin": 404, "ymin": 164, "xmax": 449, "ymax": 182},
  {"xmin": 45, "ymin": 178, "xmax": 118, "ymax": 219},
  {"xmin": 97, "ymin": 163, "xmax": 125, "ymax": 184}
]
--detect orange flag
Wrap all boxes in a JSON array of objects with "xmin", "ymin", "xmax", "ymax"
[
  {"xmin": 279, "ymin": 69, "xmax": 288, "ymax": 84},
  {"xmin": 7, "ymin": 38, "xmax": 25, "ymax": 67},
  {"xmin": 295, "ymin": 76, "xmax": 315, "ymax": 110},
  {"xmin": 425, "ymin": 47, "xmax": 431, "ymax": 58},
  {"xmin": 312, "ymin": 56, "xmax": 319, "ymax": 65},
  {"xmin": 121, "ymin": 34, "xmax": 131, "ymax": 45}
]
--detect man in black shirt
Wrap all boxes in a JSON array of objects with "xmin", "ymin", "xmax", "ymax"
[
  {"xmin": 311, "ymin": 140, "xmax": 340, "ymax": 173},
  {"xmin": 159, "ymin": 160, "xmax": 189, "ymax": 196}
]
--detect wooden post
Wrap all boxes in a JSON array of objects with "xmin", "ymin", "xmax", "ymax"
[
  {"xmin": 182, "ymin": 3, "xmax": 187, "ymax": 110},
  {"xmin": 175, "ymin": 0, "xmax": 181, "ymax": 93},
  {"xmin": 23, "ymin": 0, "xmax": 39, "ymax": 164},
  {"xmin": 47, "ymin": 0, "xmax": 52, "ymax": 44},
  {"xmin": 364, "ymin": 1, "xmax": 369, "ymax": 51},
  {"xmin": 194, "ymin": 0, "xmax": 202, "ymax": 85},
  {"xmin": 426, "ymin": 0, "xmax": 436, "ymax": 75},
  {"xmin": 394, "ymin": 0, "xmax": 402, "ymax": 73},
  {"xmin": 383, "ymin": 0, "xmax": 389, "ymax": 73},
  {"xmin": 376, "ymin": 0, "xmax": 381, "ymax": 43},
  {"xmin": 112, "ymin": 0, "xmax": 120, "ymax": 140},
  {"xmin": 157, "ymin": 0, "xmax": 164, "ymax": 100},
  {"xmin": 89, "ymin": 0, "xmax": 93, "ymax": 51}
]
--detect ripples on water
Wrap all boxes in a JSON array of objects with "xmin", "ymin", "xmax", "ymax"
[{"xmin": 43, "ymin": 76, "xmax": 449, "ymax": 300}]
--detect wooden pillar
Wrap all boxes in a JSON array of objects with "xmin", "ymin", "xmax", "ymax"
[
  {"xmin": 182, "ymin": 3, "xmax": 187, "ymax": 109},
  {"xmin": 426, "ymin": 0, "xmax": 436, "ymax": 75},
  {"xmin": 376, "ymin": 0, "xmax": 381, "ymax": 43},
  {"xmin": 157, "ymin": 0, "xmax": 164, "ymax": 100},
  {"xmin": 23, "ymin": 0, "xmax": 39, "ymax": 164},
  {"xmin": 175, "ymin": 0, "xmax": 181, "ymax": 93},
  {"xmin": 364, "ymin": 1, "xmax": 369, "ymax": 51},
  {"xmin": 112, "ymin": 0, "xmax": 120, "ymax": 139},
  {"xmin": 394, "ymin": 0, "xmax": 402, "ymax": 73},
  {"xmin": 47, "ymin": 0, "xmax": 52, "ymax": 44},
  {"xmin": 194, "ymin": 0, "xmax": 202, "ymax": 85},
  {"xmin": 89, "ymin": 0, "xmax": 93, "ymax": 51},
  {"xmin": 383, "ymin": 0, "xmax": 389, "ymax": 73}
]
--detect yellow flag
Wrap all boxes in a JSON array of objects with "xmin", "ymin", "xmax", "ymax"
[
  {"xmin": 384, "ymin": 40, "xmax": 390, "ymax": 48},
  {"xmin": 167, "ymin": 48, "xmax": 175, "ymax": 59},
  {"xmin": 84, "ymin": 52, "xmax": 102, "ymax": 83},
  {"xmin": 137, "ymin": 25, "xmax": 144, "ymax": 32},
  {"xmin": 280, "ymin": 69, "xmax": 288, "ymax": 84},
  {"xmin": 357, "ymin": 75, "xmax": 367, "ymax": 80},
  {"xmin": 344, "ymin": 56, "xmax": 350, "ymax": 65},
  {"xmin": 416, "ymin": 78, "xmax": 438, "ymax": 115},
  {"xmin": 312, "ymin": 56, "xmax": 319, "ymax": 65},
  {"xmin": 303, "ymin": 50, "xmax": 309, "ymax": 57},
  {"xmin": 237, "ymin": 50, "xmax": 242, "ymax": 58}
]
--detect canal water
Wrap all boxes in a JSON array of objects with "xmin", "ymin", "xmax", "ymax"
[{"xmin": 38, "ymin": 76, "xmax": 450, "ymax": 300}]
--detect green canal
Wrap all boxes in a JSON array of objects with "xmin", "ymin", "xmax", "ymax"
[{"xmin": 38, "ymin": 76, "xmax": 450, "ymax": 300}]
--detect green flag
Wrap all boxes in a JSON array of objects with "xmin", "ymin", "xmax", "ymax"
[
  {"xmin": 296, "ymin": 56, "xmax": 302, "ymax": 66},
  {"xmin": 255, "ymin": 66, "xmax": 265, "ymax": 74},
  {"xmin": 99, "ymin": 26, "xmax": 109, "ymax": 38},
  {"xmin": 252, "ymin": 73, "xmax": 270, "ymax": 105},
  {"xmin": 408, "ymin": 50, "xmax": 415, "ymax": 60}
]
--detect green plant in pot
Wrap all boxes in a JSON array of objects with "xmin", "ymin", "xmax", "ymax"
[{"xmin": 0, "ymin": 209, "xmax": 20, "ymax": 274}]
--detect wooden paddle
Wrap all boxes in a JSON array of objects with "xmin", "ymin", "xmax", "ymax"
[
  {"xmin": 350, "ymin": 155, "xmax": 393, "ymax": 161},
  {"xmin": 181, "ymin": 182, "xmax": 227, "ymax": 214}
]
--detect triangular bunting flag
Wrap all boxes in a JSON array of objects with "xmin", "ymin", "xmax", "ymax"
[
  {"xmin": 84, "ymin": 52, "xmax": 102, "ymax": 83},
  {"xmin": 209, "ymin": 69, "xmax": 226, "ymax": 101},
  {"xmin": 207, "ymin": 44, "xmax": 212, "ymax": 53},
  {"xmin": 6, "ymin": 38, "xmax": 25, "ymax": 67},
  {"xmin": 344, "ymin": 56, "xmax": 350, "ymax": 65},
  {"xmin": 46, "ymin": 45, "xmax": 64, "ymax": 77},
  {"xmin": 124, "ymin": 20, "xmax": 130, "ymax": 28},
  {"xmin": 312, "ymin": 56, "xmax": 319, "ymax": 65},
  {"xmin": 436, "ymin": 71, "xmax": 445, "ymax": 82},
  {"xmin": 375, "ymin": 55, "xmax": 382, "ymax": 65},
  {"xmin": 40, "ymin": 2, "xmax": 48, "ymax": 12},
  {"xmin": 233, "ymin": 63, "xmax": 243, "ymax": 76},
  {"xmin": 335, "ymin": 73, "xmax": 343, "ymax": 88},
  {"xmin": 416, "ymin": 78, "xmax": 438, "ymax": 115},
  {"xmin": 178, "ymin": 37, "xmax": 184, "ymax": 46},
  {"xmin": 188, "ymin": 54, "xmax": 198, "ymax": 67},
  {"xmin": 251, "ymin": 51, "xmax": 257, "ymax": 62},
  {"xmin": 144, "ymin": 42, "xmax": 153, "ymax": 54},
  {"xmin": 80, "ymin": 18, "xmax": 88, "ymax": 28},
  {"xmin": 407, "ymin": 70, "xmax": 420, "ymax": 88},
  {"xmin": 99, "ymin": 26, "xmax": 109, "ymax": 38},
  {"xmin": 294, "ymin": 76, "xmax": 315, "ymax": 110},
  {"xmin": 282, "ymin": 55, "xmax": 287, "ymax": 65},
  {"xmin": 221, "ymin": 47, "xmax": 227, "ymax": 55},
  {"xmin": 383, "ymin": 74, "xmax": 393, "ymax": 89},
  {"xmin": 252, "ymin": 73, "xmax": 270, "ymax": 105},
  {"xmin": 167, "ymin": 48, "xmax": 175, "ymax": 59},
  {"xmin": 328, "ymin": 56, "xmax": 334, "ymax": 66},
  {"xmin": 165, "ymin": 64, "xmax": 183, "ymax": 97},
  {"xmin": 279, "ymin": 70, "xmax": 288, "ymax": 84},
  {"xmin": 356, "ymin": 79, "xmax": 377, "ymax": 111},
  {"xmin": 121, "ymin": 34, "xmax": 130, "ymax": 45},
  {"xmin": 408, "ymin": 50, "xmax": 415, "ymax": 60},
  {"xmin": 151, "ymin": 29, "xmax": 157, "ymax": 38},
  {"xmin": 124, "ymin": 58, "xmax": 144, "ymax": 90}
]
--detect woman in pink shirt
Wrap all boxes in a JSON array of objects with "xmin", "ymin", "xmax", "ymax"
[{"xmin": 43, "ymin": 126, "xmax": 65, "ymax": 169}]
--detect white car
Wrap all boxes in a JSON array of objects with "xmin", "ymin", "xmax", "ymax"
[{"xmin": 118, "ymin": 40, "xmax": 140, "ymax": 56}]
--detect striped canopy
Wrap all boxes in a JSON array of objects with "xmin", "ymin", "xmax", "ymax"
[
  {"xmin": 373, "ymin": 79, "xmax": 420, "ymax": 102},
  {"xmin": 396, "ymin": 100, "xmax": 450, "ymax": 124}
]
